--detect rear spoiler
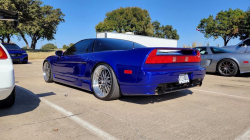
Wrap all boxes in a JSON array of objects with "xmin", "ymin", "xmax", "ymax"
[{"xmin": 145, "ymin": 48, "xmax": 201, "ymax": 64}]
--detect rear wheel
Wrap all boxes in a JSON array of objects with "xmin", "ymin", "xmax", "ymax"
[
  {"xmin": 217, "ymin": 59, "xmax": 238, "ymax": 76},
  {"xmin": 43, "ymin": 61, "xmax": 53, "ymax": 82},
  {"xmin": 92, "ymin": 64, "xmax": 121, "ymax": 100},
  {"xmin": 0, "ymin": 87, "xmax": 15, "ymax": 109}
]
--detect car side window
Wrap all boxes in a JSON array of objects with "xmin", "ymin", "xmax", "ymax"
[
  {"xmin": 243, "ymin": 39, "xmax": 250, "ymax": 46},
  {"xmin": 210, "ymin": 47, "xmax": 234, "ymax": 54},
  {"xmin": 94, "ymin": 39, "xmax": 133, "ymax": 52},
  {"xmin": 195, "ymin": 47, "xmax": 208, "ymax": 55},
  {"xmin": 64, "ymin": 39, "xmax": 94, "ymax": 55}
]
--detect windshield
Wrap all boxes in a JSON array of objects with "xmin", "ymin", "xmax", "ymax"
[
  {"xmin": 210, "ymin": 47, "xmax": 235, "ymax": 54},
  {"xmin": 2, "ymin": 44, "xmax": 20, "ymax": 50}
]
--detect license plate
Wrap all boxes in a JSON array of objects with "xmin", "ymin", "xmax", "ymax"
[{"xmin": 178, "ymin": 74, "xmax": 190, "ymax": 84}]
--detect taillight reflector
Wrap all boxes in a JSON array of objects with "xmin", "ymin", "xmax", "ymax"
[
  {"xmin": 124, "ymin": 70, "xmax": 132, "ymax": 74},
  {"xmin": 0, "ymin": 47, "xmax": 8, "ymax": 59},
  {"xmin": 243, "ymin": 61, "xmax": 249, "ymax": 63},
  {"xmin": 145, "ymin": 49, "xmax": 201, "ymax": 64}
]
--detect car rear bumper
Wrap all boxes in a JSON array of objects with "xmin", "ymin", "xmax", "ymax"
[
  {"xmin": 0, "ymin": 59, "xmax": 15, "ymax": 100},
  {"xmin": 120, "ymin": 67, "xmax": 205, "ymax": 95}
]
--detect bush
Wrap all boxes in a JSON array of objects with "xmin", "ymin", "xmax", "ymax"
[
  {"xmin": 63, "ymin": 45, "xmax": 69, "ymax": 49},
  {"xmin": 22, "ymin": 46, "xmax": 28, "ymax": 49},
  {"xmin": 41, "ymin": 43, "xmax": 57, "ymax": 50}
]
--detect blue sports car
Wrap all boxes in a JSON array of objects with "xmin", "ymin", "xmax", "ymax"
[
  {"xmin": 2, "ymin": 43, "xmax": 28, "ymax": 64},
  {"xmin": 43, "ymin": 38, "xmax": 205, "ymax": 100}
]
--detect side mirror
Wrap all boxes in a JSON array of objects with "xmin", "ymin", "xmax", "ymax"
[{"xmin": 55, "ymin": 50, "xmax": 63, "ymax": 57}]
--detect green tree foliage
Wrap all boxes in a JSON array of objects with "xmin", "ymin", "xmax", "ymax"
[
  {"xmin": 95, "ymin": 7, "xmax": 153, "ymax": 36},
  {"xmin": 239, "ymin": 8, "xmax": 250, "ymax": 40},
  {"xmin": 0, "ymin": 21, "xmax": 17, "ymax": 43},
  {"xmin": 152, "ymin": 20, "xmax": 179, "ymax": 40},
  {"xmin": 41, "ymin": 43, "xmax": 57, "ymax": 50},
  {"xmin": 0, "ymin": 0, "xmax": 65, "ymax": 49},
  {"xmin": 69, "ymin": 43, "xmax": 74, "ymax": 47},
  {"xmin": 63, "ymin": 44, "xmax": 69, "ymax": 49},
  {"xmin": 197, "ymin": 8, "xmax": 245, "ymax": 46}
]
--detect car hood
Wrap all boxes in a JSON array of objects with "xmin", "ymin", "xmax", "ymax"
[{"xmin": 7, "ymin": 49, "xmax": 26, "ymax": 54}]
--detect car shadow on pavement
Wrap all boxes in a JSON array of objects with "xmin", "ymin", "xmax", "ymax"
[
  {"xmin": 206, "ymin": 72, "xmax": 250, "ymax": 78},
  {"xmin": 119, "ymin": 90, "xmax": 193, "ymax": 104},
  {"xmin": 13, "ymin": 62, "xmax": 32, "ymax": 65},
  {"xmin": 0, "ymin": 86, "xmax": 55, "ymax": 117}
]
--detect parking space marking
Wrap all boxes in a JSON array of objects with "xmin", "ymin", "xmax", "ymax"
[
  {"xmin": 235, "ymin": 126, "xmax": 250, "ymax": 140},
  {"xmin": 192, "ymin": 89, "xmax": 250, "ymax": 100},
  {"xmin": 16, "ymin": 85, "xmax": 117, "ymax": 140}
]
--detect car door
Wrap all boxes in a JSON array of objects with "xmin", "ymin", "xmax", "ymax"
[{"xmin": 53, "ymin": 39, "xmax": 95, "ymax": 82}]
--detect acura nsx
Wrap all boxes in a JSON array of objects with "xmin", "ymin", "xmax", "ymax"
[{"xmin": 43, "ymin": 38, "xmax": 205, "ymax": 100}]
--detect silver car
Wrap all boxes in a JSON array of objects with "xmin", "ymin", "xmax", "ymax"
[
  {"xmin": 222, "ymin": 38, "xmax": 250, "ymax": 53},
  {"xmin": 195, "ymin": 46, "xmax": 250, "ymax": 76}
]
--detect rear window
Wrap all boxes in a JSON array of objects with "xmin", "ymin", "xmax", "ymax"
[
  {"xmin": 94, "ymin": 39, "xmax": 133, "ymax": 52},
  {"xmin": 2, "ymin": 44, "xmax": 20, "ymax": 50}
]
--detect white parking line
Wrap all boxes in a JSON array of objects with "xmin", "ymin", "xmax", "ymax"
[
  {"xmin": 192, "ymin": 89, "xmax": 250, "ymax": 100},
  {"xmin": 16, "ymin": 85, "xmax": 117, "ymax": 140},
  {"xmin": 235, "ymin": 126, "xmax": 250, "ymax": 140},
  {"xmin": 192, "ymin": 88, "xmax": 250, "ymax": 140}
]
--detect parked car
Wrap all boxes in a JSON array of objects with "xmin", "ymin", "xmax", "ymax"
[
  {"xmin": 2, "ymin": 43, "xmax": 28, "ymax": 64},
  {"xmin": 0, "ymin": 43, "xmax": 15, "ymax": 108},
  {"xmin": 43, "ymin": 38, "xmax": 205, "ymax": 100},
  {"xmin": 195, "ymin": 46, "xmax": 250, "ymax": 76},
  {"xmin": 222, "ymin": 38, "xmax": 250, "ymax": 53}
]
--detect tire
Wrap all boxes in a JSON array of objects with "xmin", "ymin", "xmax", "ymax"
[
  {"xmin": 43, "ymin": 61, "xmax": 53, "ymax": 82},
  {"xmin": 217, "ymin": 59, "xmax": 238, "ymax": 76},
  {"xmin": 0, "ymin": 87, "xmax": 15, "ymax": 109},
  {"xmin": 91, "ymin": 64, "xmax": 121, "ymax": 100}
]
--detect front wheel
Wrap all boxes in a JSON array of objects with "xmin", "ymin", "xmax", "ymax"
[
  {"xmin": 43, "ymin": 61, "xmax": 53, "ymax": 82},
  {"xmin": 217, "ymin": 59, "xmax": 238, "ymax": 76},
  {"xmin": 92, "ymin": 64, "xmax": 121, "ymax": 100}
]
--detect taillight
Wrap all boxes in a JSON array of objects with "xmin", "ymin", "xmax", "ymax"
[
  {"xmin": 0, "ymin": 46, "xmax": 8, "ymax": 59},
  {"xmin": 145, "ymin": 49, "xmax": 201, "ymax": 64}
]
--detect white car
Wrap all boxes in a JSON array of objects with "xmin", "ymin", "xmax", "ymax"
[{"xmin": 0, "ymin": 43, "xmax": 15, "ymax": 108}]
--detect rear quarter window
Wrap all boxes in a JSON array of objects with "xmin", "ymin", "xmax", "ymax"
[{"xmin": 94, "ymin": 39, "xmax": 133, "ymax": 52}]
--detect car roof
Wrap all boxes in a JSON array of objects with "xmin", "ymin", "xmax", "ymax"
[{"xmin": 1, "ymin": 43, "xmax": 17, "ymax": 45}]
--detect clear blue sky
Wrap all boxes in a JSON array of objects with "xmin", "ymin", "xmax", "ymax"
[{"xmin": 12, "ymin": 0, "xmax": 250, "ymax": 49}]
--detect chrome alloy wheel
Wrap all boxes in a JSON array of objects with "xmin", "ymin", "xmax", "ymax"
[
  {"xmin": 219, "ymin": 61, "xmax": 235, "ymax": 75},
  {"xmin": 43, "ymin": 62, "xmax": 51, "ymax": 81},
  {"xmin": 92, "ymin": 65, "xmax": 112, "ymax": 98}
]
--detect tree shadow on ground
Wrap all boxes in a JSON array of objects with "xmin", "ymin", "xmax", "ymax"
[
  {"xmin": 119, "ymin": 90, "xmax": 193, "ymax": 104},
  {"xmin": 0, "ymin": 86, "xmax": 56, "ymax": 117}
]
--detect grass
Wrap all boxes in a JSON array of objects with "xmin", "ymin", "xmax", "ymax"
[{"xmin": 26, "ymin": 49, "xmax": 65, "ymax": 60}]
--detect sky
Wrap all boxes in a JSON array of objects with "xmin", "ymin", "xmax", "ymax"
[{"xmin": 11, "ymin": 0, "xmax": 250, "ymax": 49}]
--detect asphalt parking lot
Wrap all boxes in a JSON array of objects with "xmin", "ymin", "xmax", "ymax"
[{"xmin": 1, "ymin": 60, "xmax": 250, "ymax": 140}]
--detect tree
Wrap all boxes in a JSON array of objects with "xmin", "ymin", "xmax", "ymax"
[
  {"xmin": 63, "ymin": 44, "xmax": 69, "ymax": 49},
  {"xmin": 152, "ymin": 20, "xmax": 180, "ymax": 40},
  {"xmin": 192, "ymin": 41, "xmax": 197, "ymax": 48},
  {"xmin": 197, "ymin": 8, "xmax": 246, "ymax": 46},
  {"xmin": 96, "ymin": 7, "xmax": 153, "ymax": 36},
  {"xmin": 0, "ymin": 21, "xmax": 17, "ymax": 43},
  {"xmin": 0, "ymin": 0, "xmax": 65, "ymax": 49},
  {"xmin": 239, "ymin": 8, "xmax": 250, "ymax": 40},
  {"xmin": 69, "ymin": 43, "xmax": 74, "ymax": 47},
  {"xmin": 41, "ymin": 43, "xmax": 57, "ymax": 50}
]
